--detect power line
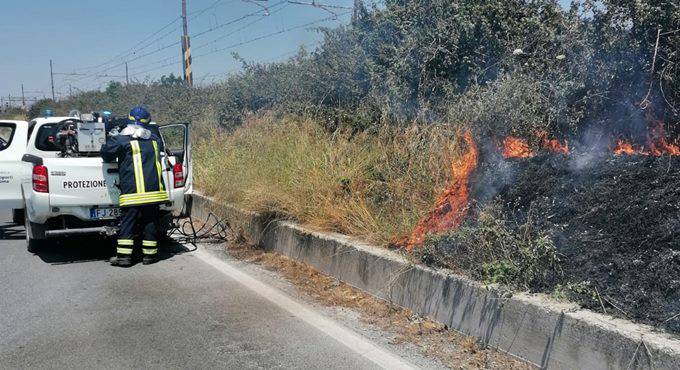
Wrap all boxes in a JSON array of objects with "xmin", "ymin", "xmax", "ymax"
[
  {"xmin": 64, "ymin": 3, "xmax": 350, "ymax": 88},
  {"xmin": 68, "ymin": 39, "xmax": 181, "ymax": 84},
  {"xmin": 242, "ymin": 0, "xmax": 272, "ymax": 15},
  {"xmin": 78, "ymin": 17, "xmax": 182, "ymax": 72},
  {"xmin": 131, "ymin": 15, "xmax": 334, "ymax": 79},
  {"xmin": 129, "ymin": 54, "xmax": 181, "ymax": 72},
  {"xmin": 189, "ymin": 0, "xmax": 223, "ymax": 17},
  {"xmin": 70, "ymin": 3, "xmax": 281, "ymax": 85},
  {"xmin": 188, "ymin": 0, "xmax": 239, "ymax": 19},
  {"xmin": 53, "ymin": 72, "xmax": 126, "ymax": 78},
  {"xmin": 191, "ymin": 1, "xmax": 286, "ymax": 38},
  {"xmin": 192, "ymin": 2, "xmax": 289, "ymax": 51},
  {"xmin": 132, "ymin": 12, "xmax": 344, "ymax": 79},
  {"xmin": 194, "ymin": 12, "xmax": 349, "ymax": 59},
  {"xmin": 126, "ymin": 6, "xmax": 286, "ymax": 76},
  {"xmin": 65, "ymin": 24, "xmax": 183, "ymax": 85},
  {"xmin": 131, "ymin": 58, "xmax": 182, "ymax": 77},
  {"xmin": 287, "ymin": 0, "xmax": 352, "ymax": 18}
]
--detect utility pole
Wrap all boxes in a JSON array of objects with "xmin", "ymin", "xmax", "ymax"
[
  {"xmin": 352, "ymin": 0, "xmax": 362, "ymax": 22},
  {"xmin": 49, "ymin": 59, "xmax": 55, "ymax": 101},
  {"xmin": 125, "ymin": 62, "xmax": 129, "ymax": 84},
  {"xmin": 69, "ymin": 84, "xmax": 73, "ymax": 97},
  {"xmin": 181, "ymin": 0, "xmax": 193, "ymax": 87},
  {"xmin": 21, "ymin": 84, "xmax": 26, "ymax": 108}
]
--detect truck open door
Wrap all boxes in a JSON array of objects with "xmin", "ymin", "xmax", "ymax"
[
  {"xmin": 0, "ymin": 121, "xmax": 29, "ymax": 221},
  {"xmin": 158, "ymin": 123, "xmax": 192, "ymax": 217}
]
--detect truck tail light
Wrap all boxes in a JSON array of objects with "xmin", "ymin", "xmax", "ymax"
[
  {"xmin": 32, "ymin": 165, "xmax": 49, "ymax": 193},
  {"xmin": 173, "ymin": 163, "xmax": 185, "ymax": 188}
]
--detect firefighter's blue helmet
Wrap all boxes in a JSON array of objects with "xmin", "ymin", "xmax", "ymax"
[{"xmin": 129, "ymin": 106, "xmax": 151, "ymax": 125}]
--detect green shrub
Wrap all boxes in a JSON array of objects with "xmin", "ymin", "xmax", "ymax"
[{"xmin": 422, "ymin": 201, "xmax": 563, "ymax": 290}]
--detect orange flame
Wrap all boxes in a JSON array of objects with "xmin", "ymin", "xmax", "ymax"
[
  {"xmin": 502, "ymin": 137, "xmax": 534, "ymax": 158},
  {"xmin": 647, "ymin": 120, "xmax": 680, "ymax": 156},
  {"xmin": 612, "ymin": 139, "xmax": 642, "ymax": 155},
  {"xmin": 406, "ymin": 132, "xmax": 479, "ymax": 250},
  {"xmin": 612, "ymin": 118, "xmax": 680, "ymax": 156},
  {"xmin": 541, "ymin": 133, "xmax": 569, "ymax": 154},
  {"xmin": 502, "ymin": 132, "xmax": 569, "ymax": 158}
]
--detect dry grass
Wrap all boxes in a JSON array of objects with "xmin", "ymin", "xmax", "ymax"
[
  {"xmin": 223, "ymin": 240, "xmax": 532, "ymax": 369},
  {"xmin": 194, "ymin": 114, "xmax": 463, "ymax": 244}
]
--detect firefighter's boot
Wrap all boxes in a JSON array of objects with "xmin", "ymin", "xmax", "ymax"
[
  {"xmin": 110, "ymin": 254, "xmax": 133, "ymax": 267},
  {"xmin": 142, "ymin": 240, "xmax": 158, "ymax": 265},
  {"xmin": 142, "ymin": 255, "xmax": 157, "ymax": 265},
  {"xmin": 112, "ymin": 239, "xmax": 134, "ymax": 267}
]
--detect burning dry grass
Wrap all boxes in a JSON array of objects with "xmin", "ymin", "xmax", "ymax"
[
  {"xmin": 194, "ymin": 114, "xmax": 462, "ymax": 244},
  {"xmin": 430, "ymin": 153, "xmax": 680, "ymax": 334}
]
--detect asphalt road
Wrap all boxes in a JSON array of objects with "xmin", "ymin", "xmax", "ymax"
[{"xmin": 0, "ymin": 211, "xmax": 419, "ymax": 369}]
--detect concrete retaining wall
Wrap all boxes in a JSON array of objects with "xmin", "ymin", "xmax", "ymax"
[{"xmin": 192, "ymin": 193, "xmax": 680, "ymax": 369}]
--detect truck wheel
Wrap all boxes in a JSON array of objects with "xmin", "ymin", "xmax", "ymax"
[
  {"xmin": 12, "ymin": 209, "xmax": 25, "ymax": 225},
  {"xmin": 25, "ymin": 213, "xmax": 47, "ymax": 253}
]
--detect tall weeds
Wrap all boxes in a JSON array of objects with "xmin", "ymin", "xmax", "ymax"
[{"xmin": 194, "ymin": 114, "xmax": 462, "ymax": 244}]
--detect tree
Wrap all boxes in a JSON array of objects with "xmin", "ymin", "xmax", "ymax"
[{"xmin": 158, "ymin": 74, "xmax": 185, "ymax": 87}]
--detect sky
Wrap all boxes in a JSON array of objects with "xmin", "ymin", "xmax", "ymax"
[
  {"xmin": 0, "ymin": 0, "xmax": 571, "ymax": 105},
  {"xmin": 0, "ymin": 0, "xmax": 355, "ymax": 104}
]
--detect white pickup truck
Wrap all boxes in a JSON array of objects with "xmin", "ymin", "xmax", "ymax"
[{"xmin": 0, "ymin": 116, "xmax": 193, "ymax": 252}]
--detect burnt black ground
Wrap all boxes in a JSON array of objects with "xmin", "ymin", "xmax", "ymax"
[{"xmin": 432, "ymin": 151, "xmax": 680, "ymax": 334}]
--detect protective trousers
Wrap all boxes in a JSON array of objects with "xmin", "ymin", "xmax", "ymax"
[{"xmin": 116, "ymin": 205, "xmax": 160, "ymax": 257}]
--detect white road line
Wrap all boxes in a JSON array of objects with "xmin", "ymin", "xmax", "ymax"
[{"xmin": 195, "ymin": 247, "xmax": 417, "ymax": 370}]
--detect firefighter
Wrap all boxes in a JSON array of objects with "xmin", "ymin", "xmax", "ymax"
[{"xmin": 101, "ymin": 106, "xmax": 168, "ymax": 267}]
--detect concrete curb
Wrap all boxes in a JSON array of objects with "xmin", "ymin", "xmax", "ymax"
[{"xmin": 192, "ymin": 193, "xmax": 680, "ymax": 369}]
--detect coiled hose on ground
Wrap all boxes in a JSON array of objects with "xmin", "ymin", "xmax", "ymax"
[{"xmin": 166, "ymin": 212, "xmax": 234, "ymax": 250}]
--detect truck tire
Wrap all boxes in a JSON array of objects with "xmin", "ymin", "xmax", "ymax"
[
  {"xmin": 12, "ymin": 209, "xmax": 25, "ymax": 225},
  {"xmin": 25, "ymin": 213, "xmax": 47, "ymax": 253}
]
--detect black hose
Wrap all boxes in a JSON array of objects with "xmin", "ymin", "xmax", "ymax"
[{"xmin": 167, "ymin": 212, "xmax": 234, "ymax": 250}]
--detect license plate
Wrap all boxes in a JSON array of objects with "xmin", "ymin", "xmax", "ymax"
[{"xmin": 90, "ymin": 207, "xmax": 121, "ymax": 220}]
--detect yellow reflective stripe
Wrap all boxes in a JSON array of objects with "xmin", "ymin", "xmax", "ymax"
[
  {"xmin": 120, "ymin": 194, "xmax": 168, "ymax": 202},
  {"xmin": 130, "ymin": 140, "xmax": 145, "ymax": 193},
  {"xmin": 119, "ymin": 191, "xmax": 169, "ymax": 206},
  {"xmin": 120, "ymin": 198, "xmax": 168, "ymax": 206},
  {"xmin": 117, "ymin": 239, "xmax": 134, "ymax": 246},
  {"xmin": 120, "ymin": 199, "xmax": 167, "ymax": 206},
  {"xmin": 142, "ymin": 248, "xmax": 157, "ymax": 255},
  {"xmin": 120, "ymin": 191, "xmax": 168, "ymax": 201},
  {"xmin": 152, "ymin": 140, "xmax": 164, "ymax": 191},
  {"xmin": 121, "ymin": 190, "xmax": 167, "ymax": 198},
  {"xmin": 128, "ymin": 115, "xmax": 135, "ymax": 121},
  {"xmin": 139, "ymin": 118, "xmax": 150, "ymax": 123},
  {"xmin": 117, "ymin": 247, "xmax": 133, "ymax": 255},
  {"xmin": 142, "ymin": 240, "xmax": 157, "ymax": 247}
]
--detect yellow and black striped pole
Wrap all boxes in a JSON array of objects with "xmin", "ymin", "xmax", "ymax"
[
  {"xmin": 181, "ymin": 0, "xmax": 193, "ymax": 87},
  {"xmin": 181, "ymin": 35, "xmax": 193, "ymax": 87}
]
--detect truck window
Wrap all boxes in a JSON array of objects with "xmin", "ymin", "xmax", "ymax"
[
  {"xmin": 161, "ymin": 125, "xmax": 185, "ymax": 155},
  {"xmin": 34, "ymin": 124, "xmax": 61, "ymax": 152},
  {"xmin": 0, "ymin": 123, "xmax": 16, "ymax": 152}
]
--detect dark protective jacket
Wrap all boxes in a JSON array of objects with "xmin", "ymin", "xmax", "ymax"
[
  {"xmin": 144, "ymin": 122, "xmax": 162, "ymax": 145},
  {"xmin": 100, "ymin": 126, "xmax": 168, "ymax": 207}
]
